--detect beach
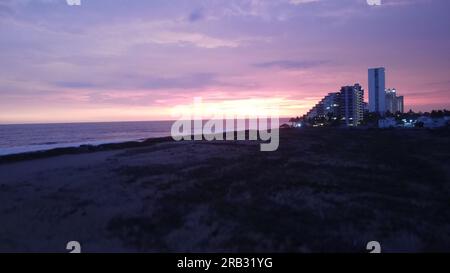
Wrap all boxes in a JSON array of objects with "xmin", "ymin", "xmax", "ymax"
[{"xmin": 0, "ymin": 128, "xmax": 449, "ymax": 252}]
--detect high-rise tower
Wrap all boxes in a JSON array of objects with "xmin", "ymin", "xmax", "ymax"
[{"xmin": 368, "ymin": 67, "xmax": 386, "ymax": 114}]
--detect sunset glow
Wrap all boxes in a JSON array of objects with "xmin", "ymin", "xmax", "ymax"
[{"xmin": 0, "ymin": 0, "xmax": 449, "ymax": 124}]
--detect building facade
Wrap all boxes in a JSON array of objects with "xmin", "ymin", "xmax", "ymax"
[
  {"xmin": 340, "ymin": 84, "xmax": 364, "ymax": 127},
  {"xmin": 368, "ymin": 67, "xmax": 386, "ymax": 114},
  {"xmin": 385, "ymin": 88, "xmax": 405, "ymax": 114},
  {"xmin": 304, "ymin": 84, "xmax": 364, "ymax": 127},
  {"xmin": 303, "ymin": 68, "xmax": 406, "ymax": 126},
  {"xmin": 305, "ymin": 92, "xmax": 340, "ymax": 120},
  {"xmin": 396, "ymin": 95, "xmax": 404, "ymax": 113}
]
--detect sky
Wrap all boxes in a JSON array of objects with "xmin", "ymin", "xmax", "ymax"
[{"xmin": 0, "ymin": 0, "xmax": 449, "ymax": 124}]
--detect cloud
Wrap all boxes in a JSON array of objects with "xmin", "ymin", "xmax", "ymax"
[
  {"xmin": 288, "ymin": 0, "xmax": 320, "ymax": 5},
  {"xmin": 188, "ymin": 8, "xmax": 205, "ymax": 22},
  {"xmin": 254, "ymin": 60, "xmax": 329, "ymax": 70},
  {"xmin": 140, "ymin": 73, "xmax": 218, "ymax": 90},
  {"xmin": 150, "ymin": 31, "xmax": 240, "ymax": 48},
  {"xmin": 0, "ymin": 2, "xmax": 14, "ymax": 16},
  {"xmin": 53, "ymin": 81, "xmax": 97, "ymax": 89},
  {"xmin": 1, "ymin": 0, "xmax": 449, "ymax": 121},
  {"xmin": 76, "ymin": 19, "xmax": 245, "ymax": 51}
]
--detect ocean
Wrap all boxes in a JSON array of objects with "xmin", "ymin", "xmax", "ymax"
[
  {"xmin": 0, "ymin": 119, "xmax": 290, "ymax": 156},
  {"xmin": 0, "ymin": 121, "xmax": 174, "ymax": 156}
]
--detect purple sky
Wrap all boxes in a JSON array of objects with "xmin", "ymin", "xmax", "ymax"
[{"xmin": 0, "ymin": 0, "xmax": 449, "ymax": 123}]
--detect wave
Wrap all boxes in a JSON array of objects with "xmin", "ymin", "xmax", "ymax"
[{"xmin": 0, "ymin": 138, "xmax": 146, "ymax": 156}]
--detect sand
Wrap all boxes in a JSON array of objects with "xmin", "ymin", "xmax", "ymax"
[{"xmin": 0, "ymin": 128, "xmax": 449, "ymax": 252}]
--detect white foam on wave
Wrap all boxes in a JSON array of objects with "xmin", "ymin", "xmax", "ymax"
[{"xmin": 0, "ymin": 138, "xmax": 146, "ymax": 156}]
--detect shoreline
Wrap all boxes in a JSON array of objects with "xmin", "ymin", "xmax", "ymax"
[
  {"xmin": 0, "ymin": 119, "xmax": 290, "ymax": 160},
  {"xmin": 0, "ymin": 130, "xmax": 260, "ymax": 164},
  {"xmin": 1, "ymin": 127, "xmax": 448, "ymax": 164},
  {"xmin": 0, "ymin": 137, "xmax": 162, "ymax": 157},
  {"xmin": 0, "ymin": 136, "xmax": 174, "ymax": 164}
]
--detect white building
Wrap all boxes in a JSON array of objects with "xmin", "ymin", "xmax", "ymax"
[
  {"xmin": 385, "ymin": 88, "xmax": 405, "ymax": 114},
  {"xmin": 369, "ymin": 67, "xmax": 386, "ymax": 115},
  {"xmin": 340, "ymin": 84, "xmax": 364, "ymax": 127}
]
